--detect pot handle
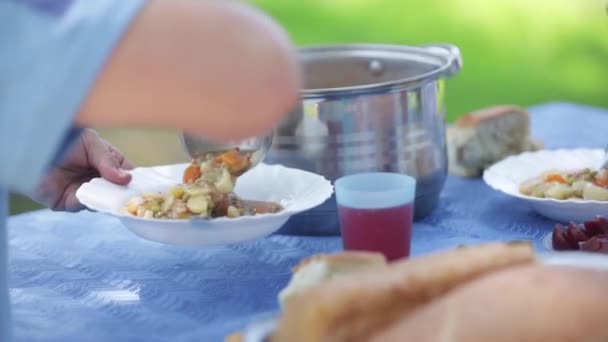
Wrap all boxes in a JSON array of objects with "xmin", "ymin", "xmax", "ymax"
[{"xmin": 420, "ymin": 43, "xmax": 463, "ymax": 78}]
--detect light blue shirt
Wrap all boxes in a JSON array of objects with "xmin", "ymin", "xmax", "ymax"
[{"xmin": 0, "ymin": 1, "xmax": 144, "ymax": 340}]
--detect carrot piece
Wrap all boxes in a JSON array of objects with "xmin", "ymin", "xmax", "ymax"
[
  {"xmin": 183, "ymin": 163, "xmax": 202, "ymax": 184},
  {"xmin": 544, "ymin": 174, "xmax": 567, "ymax": 184},
  {"xmin": 594, "ymin": 170, "xmax": 608, "ymax": 188},
  {"xmin": 216, "ymin": 149, "xmax": 250, "ymax": 174}
]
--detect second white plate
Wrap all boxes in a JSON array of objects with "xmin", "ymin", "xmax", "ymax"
[{"xmin": 483, "ymin": 148, "xmax": 608, "ymax": 222}]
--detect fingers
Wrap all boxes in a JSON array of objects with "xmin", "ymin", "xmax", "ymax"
[
  {"xmin": 84, "ymin": 130, "xmax": 134, "ymax": 185},
  {"xmin": 107, "ymin": 143, "xmax": 135, "ymax": 170},
  {"xmin": 97, "ymin": 147, "xmax": 133, "ymax": 185},
  {"xmin": 60, "ymin": 183, "xmax": 86, "ymax": 213},
  {"xmin": 117, "ymin": 149, "xmax": 135, "ymax": 170}
]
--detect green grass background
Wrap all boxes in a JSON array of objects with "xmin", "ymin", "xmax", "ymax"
[
  {"xmin": 254, "ymin": 0, "xmax": 608, "ymax": 117},
  {"xmin": 10, "ymin": 0, "xmax": 608, "ymax": 214}
]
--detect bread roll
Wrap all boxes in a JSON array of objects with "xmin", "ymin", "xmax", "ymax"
[
  {"xmin": 371, "ymin": 265, "xmax": 608, "ymax": 342},
  {"xmin": 271, "ymin": 242, "xmax": 535, "ymax": 342},
  {"xmin": 447, "ymin": 105, "xmax": 543, "ymax": 177},
  {"xmin": 223, "ymin": 332, "xmax": 243, "ymax": 342},
  {"xmin": 226, "ymin": 252, "xmax": 387, "ymax": 341},
  {"xmin": 278, "ymin": 251, "xmax": 387, "ymax": 307}
]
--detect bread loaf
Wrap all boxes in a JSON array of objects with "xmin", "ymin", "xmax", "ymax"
[
  {"xmin": 371, "ymin": 264, "xmax": 608, "ymax": 342},
  {"xmin": 271, "ymin": 242, "xmax": 535, "ymax": 342},
  {"xmin": 278, "ymin": 251, "xmax": 387, "ymax": 307},
  {"xmin": 225, "ymin": 252, "xmax": 387, "ymax": 342},
  {"xmin": 447, "ymin": 105, "xmax": 543, "ymax": 177}
]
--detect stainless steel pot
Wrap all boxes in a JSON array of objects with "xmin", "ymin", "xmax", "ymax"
[{"xmin": 266, "ymin": 43, "xmax": 462, "ymax": 235}]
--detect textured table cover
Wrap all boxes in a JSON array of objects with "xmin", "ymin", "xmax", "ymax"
[{"xmin": 7, "ymin": 102, "xmax": 608, "ymax": 342}]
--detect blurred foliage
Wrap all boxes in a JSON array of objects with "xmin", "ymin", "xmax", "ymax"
[
  {"xmin": 11, "ymin": 194, "xmax": 42, "ymax": 215},
  {"xmin": 253, "ymin": 0, "xmax": 608, "ymax": 120},
  {"xmin": 10, "ymin": 0, "xmax": 608, "ymax": 215}
]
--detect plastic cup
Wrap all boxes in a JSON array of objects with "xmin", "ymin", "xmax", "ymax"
[{"xmin": 334, "ymin": 172, "xmax": 416, "ymax": 261}]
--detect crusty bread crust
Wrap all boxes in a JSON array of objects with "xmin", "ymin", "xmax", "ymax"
[
  {"xmin": 291, "ymin": 251, "xmax": 387, "ymax": 273},
  {"xmin": 279, "ymin": 251, "xmax": 389, "ymax": 309},
  {"xmin": 223, "ymin": 332, "xmax": 243, "ymax": 342},
  {"xmin": 271, "ymin": 242, "xmax": 535, "ymax": 342},
  {"xmin": 455, "ymin": 105, "xmax": 529, "ymax": 128},
  {"xmin": 447, "ymin": 105, "xmax": 542, "ymax": 177},
  {"xmin": 371, "ymin": 264, "xmax": 608, "ymax": 342}
]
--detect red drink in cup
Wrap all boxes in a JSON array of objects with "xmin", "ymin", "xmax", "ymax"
[
  {"xmin": 335, "ymin": 173, "xmax": 416, "ymax": 261},
  {"xmin": 338, "ymin": 203, "xmax": 413, "ymax": 261}
]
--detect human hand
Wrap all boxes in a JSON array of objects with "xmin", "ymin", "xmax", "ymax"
[{"xmin": 35, "ymin": 129, "xmax": 134, "ymax": 211}]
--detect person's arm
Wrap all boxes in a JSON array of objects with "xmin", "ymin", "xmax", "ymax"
[
  {"xmin": 0, "ymin": 0, "xmax": 299, "ymax": 196},
  {"xmin": 76, "ymin": 0, "xmax": 301, "ymax": 142}
]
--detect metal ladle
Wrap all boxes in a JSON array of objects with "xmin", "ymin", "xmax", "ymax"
[{"xmin": 180, "ymin": 132, "xmax": 273, "ymax": 171}]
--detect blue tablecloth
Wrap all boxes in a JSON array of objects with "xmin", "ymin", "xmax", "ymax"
[{"xmin": 7, "ymin": 102, "xmax": 608, "ymax": 342}]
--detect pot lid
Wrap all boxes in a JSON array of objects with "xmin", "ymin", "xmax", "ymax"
[{"xmin": 298, "ymin": 43, "xmax": 462, "ymax": 98}]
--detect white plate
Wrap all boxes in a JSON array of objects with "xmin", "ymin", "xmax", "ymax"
[
  {"xmin": 75, "ymin": 163, "xmax": 333, "ymax": 246},
  {"xmin": 483, "ymin": 149, "xmax": 608, "ymax": 222},
  {"xmin": 237, "ymin": 251, "xmax": 608, "ymax": 341},
  {"xmin": 539, "ymin": 251, "xmax": 608, "ymax": 270}
]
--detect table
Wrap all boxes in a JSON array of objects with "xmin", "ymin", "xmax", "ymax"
[{"xmin": 8, "ymin": 102, "xmax": 608, "ymax": 342}]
